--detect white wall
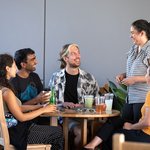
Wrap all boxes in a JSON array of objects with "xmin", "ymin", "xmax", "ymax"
[
  {"xmin": 0, "ymin": 0, "xmax": 44, "ymax": 80},
  {"xmin": 45, "ymin": 0, "xmax": 150, "ymax": 87},
  {"xmin": 1, "ymin": 0, "xmax": 150, "ymax": 87}
]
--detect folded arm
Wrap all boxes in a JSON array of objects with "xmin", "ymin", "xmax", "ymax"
[{"xmin": 123, "ymin": 107, "xmax": 150, "ymax": 130}]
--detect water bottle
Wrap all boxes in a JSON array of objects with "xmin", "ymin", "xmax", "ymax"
[{"xmin": 50, "ymin": 87, "xmax": 56, "ymax": 104}]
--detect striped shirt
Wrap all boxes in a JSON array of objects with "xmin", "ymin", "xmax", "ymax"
[{"xmin": 126, "ymin": 40, "xmax": 150, "ymax": 104}]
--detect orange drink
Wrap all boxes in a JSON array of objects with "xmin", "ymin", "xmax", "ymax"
[{"xmin": 96, "ymin": 103, "xmax": 106, "ymax": 113}]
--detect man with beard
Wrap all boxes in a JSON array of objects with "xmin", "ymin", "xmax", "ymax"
[{"xmin": 49, "ymin": 43, "xmax": 99, "ymax": 150}]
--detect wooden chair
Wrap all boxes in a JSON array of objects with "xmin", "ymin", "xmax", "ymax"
[
  {"xmin": 0, "ymin": 90, "xmax": 51, "ymax": 150},
  {"xmin": 113, "ymin": 133, "xmax": 150, "ymax": 150}
]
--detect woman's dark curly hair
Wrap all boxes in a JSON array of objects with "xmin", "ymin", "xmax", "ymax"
[{"xmin": 0, "ymin": 53, "xmax": 15, "ymax": 93}]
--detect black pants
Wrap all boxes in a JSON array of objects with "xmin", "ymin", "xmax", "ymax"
[
  {"xmin": 122, "ymin": 102, "xmax": 144, "ymax": 123},
  {"xmin": 101, "ymin": 128, "xmax": 150, "ymax": 150},
  {"xmin": 9, "ymin": 122, "xmax": 30, "ymax": 150},
  {"xmin": 96, "ymin": 117, "xmax": 150, "ymax": 150},
  {"xmin": 27, "ymin": 124, "xmax": 64, "ymax": 150},
  {"xmin": 96, "ymin": 117, "xmax": 124, "ymax": 141},
  {"xmin": 9, "ymin": 122, "xmax": 64, "ymax": 150}
]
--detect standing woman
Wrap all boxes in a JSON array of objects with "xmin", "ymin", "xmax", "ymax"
[
  {"xmin": 84, "ymin": 20, "xmax": 150, "ymax": 150},
  {"xmin": 116, "ymin": 19, "xmax": 150, "ymax": 123},
  {"xmin": 0, "ymin": 54, "xmax": 64, "ymax": 150}
]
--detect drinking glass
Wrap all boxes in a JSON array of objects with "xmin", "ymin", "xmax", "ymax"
[
  {"xmin": 95, "ymin": 96, "xmax": 106, "ymax": 113},
  {"xmin": 105, "ymin": 93, "xmax": 113, "ymax": 111},
  {"xmin": 84, "ymin": 95, "xmax": 94, "ymax": 108}
]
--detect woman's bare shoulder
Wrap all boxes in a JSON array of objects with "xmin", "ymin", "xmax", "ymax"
[
  {"xmin": 1, "ymin": 87, "xmax": 14, "ymax": 100},
  {"xmin": 1, "ymin": 87, "xmax": 12, "ymax": 93}
]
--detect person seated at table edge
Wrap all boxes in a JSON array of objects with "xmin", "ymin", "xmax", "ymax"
[
  {"xmin": 0, "ymin": 53, "xmax": 64, "ymax": 150},
  {"xmin": 48, "ymin": 43, "xmax": 99, "ymax": 150},
  {"xmin": 10, "ymin": 48, "xmax": 50, "ymax": 125}
]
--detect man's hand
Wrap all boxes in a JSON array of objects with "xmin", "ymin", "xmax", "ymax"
[
  {"xmin": 36, "ymin": 91, "xmax": 51, "ymax": 103},
  {"xmin": 63, "ymin": 102, "xmax": 76, "ymax": 108}
]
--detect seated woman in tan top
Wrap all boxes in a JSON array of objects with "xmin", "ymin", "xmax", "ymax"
[{"xmin": 0, "ymin": 53, "xmax": 64, "ymax": 150}]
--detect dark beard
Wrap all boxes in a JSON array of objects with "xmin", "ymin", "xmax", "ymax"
[{"xmin": 69, "ymin": 63, "xmax": 80, "ymax": 68}]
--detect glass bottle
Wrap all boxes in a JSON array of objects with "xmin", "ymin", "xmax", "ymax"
[{"xmin": 50, "ymin": 87, "xmax": 56, "ymax": 104}]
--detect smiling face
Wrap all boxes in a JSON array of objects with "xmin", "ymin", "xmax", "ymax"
[
  {"xmin": 64, "ymin": 45, "xmax": 81, "ymax": 68},
  {"xmin": 130, "ymin": 25, "xmax": 148, "ymax": 47},
  {"xmin": 130, "ymin": 26, "xmax": 142, "ymax": 45},
  {"xmin": 21, "ymin": 54, "xmax": 37, "ymax": 72}
]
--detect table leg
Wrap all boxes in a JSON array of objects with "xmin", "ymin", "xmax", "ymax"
[
  {"xmin": 81, "ymin": 118, "xmax": 88, "ymax": 146},
  {"xmin": 63, "ymin": 117, "xmax": 69, "ymax": 150},
  {"xmin": 91, "ymin": 118, "xmax": 99, "ymax": 138}
]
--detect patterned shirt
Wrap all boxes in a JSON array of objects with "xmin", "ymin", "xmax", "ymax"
[
  {"xmin": 126, "ymin": 40, "xmax": 150, "ymax": 104},
  {"xmin": 48, "ymin": 68, "xmax": 99, "ymax": 104}
]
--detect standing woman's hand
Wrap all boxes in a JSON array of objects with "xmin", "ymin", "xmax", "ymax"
[
  {"xmin": 121, "ymin": 77, "xmax": 136, "ymax": 86},
  {"xmin": 116, "ymin": 73, "xmax": 126, "ymax": 84}
]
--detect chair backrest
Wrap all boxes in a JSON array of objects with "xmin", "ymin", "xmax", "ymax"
[
  {"xmin": 0, "ymin": 90, "xmax": 11, "ymax": 149},
  {"xmin": 113, "ymin": 133, "xmax": 150, "ymax": 150},
  {"xmin": 0, "ymin": 90, "xmax": 51, "ymax": 150}
]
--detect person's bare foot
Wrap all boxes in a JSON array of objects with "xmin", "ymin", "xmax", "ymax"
[
  {"xmin": 84, "ymin": 144, "xmax": 94, "ymax": 150},
  {"xmin": 83, "ymin": 148, "xmax": 94, "ymax": 150},
  {"xmin": 84, "ymin": 136, "xmax": 102, "ymax": 150}
]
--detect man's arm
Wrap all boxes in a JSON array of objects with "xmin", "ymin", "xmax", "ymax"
[{"xmin": 23, "ymin": 91, "xmax": 50, "ymax": 105}]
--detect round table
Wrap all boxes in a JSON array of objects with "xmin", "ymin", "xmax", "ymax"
[{"xmin": 42, "ymin": 109, "xmax": 120, "ymax": 150}]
